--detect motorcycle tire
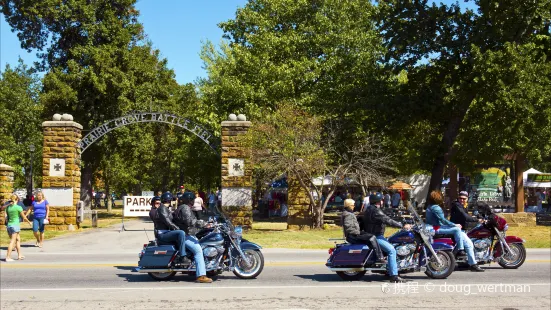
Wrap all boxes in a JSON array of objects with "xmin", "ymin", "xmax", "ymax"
[
  {"xmin": 336, "ymin": 271, "xmax": 367, "ymax": 281},
  {"xmin": 233, "ymin": 249, "xmax": 264, "ymax": 279},
  {"xmin": 498, "ymin": 243, "xmax": 526, "ymax": 269},
  {"xmin": 425, "ymin": 251, "xmax": 455, "ymax": 279},
  {"xmin": 148, "ymin": 271, "xmax": 176, "ymax": 281}
]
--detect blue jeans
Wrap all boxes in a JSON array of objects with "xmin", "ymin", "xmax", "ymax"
[
  {"xmin": 158, "ymin": 230, "xmax": 187, "ymax": 256},
  {"xmin": 185, "ymin": 236, "xmax": 206, "ymax": 277},
  {"xmin": 436, "ymin": 226, "xmax": 464, "ymax": 250},
  {"xmin": 33, "ymin": 218, "xmax": 45, "ymax": 232},
  {"xmin": 376, "ymin": 235, "xmax": 398, "ymax": 276},
  {"xmin": 461, "ymin": 232, "xmax": 476, "ymax": 265}
]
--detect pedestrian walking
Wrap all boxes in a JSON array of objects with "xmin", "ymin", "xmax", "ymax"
[
  {"xmin": 193, "ymin": 191, "xmax": 205, "ymax": 219},
  {"xmin": 25, "ymin": 191, "xmax": 50, "ymax": 248},
  {"xmin": 4, "ymin": 194, "xmax": 32, "ymax": 262}
]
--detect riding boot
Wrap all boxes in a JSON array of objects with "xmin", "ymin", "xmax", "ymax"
[{"xmin": 369, "ymin": 235, "xmax": 386, "ymax": 263}]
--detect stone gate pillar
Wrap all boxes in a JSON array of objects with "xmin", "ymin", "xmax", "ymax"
[
  {"xmin": 221, "ymin": 114, "xmax": 253, "ymax": 228},
  {"xmin": 287, "ymin": 176, "xmax": 312, "ymax": 230},
  {"xmin": 41, "ymin": 114, "xmax": 82, "ymax": 231},
  {"xmin": 0, "ymin": 164, "xmax": 15, "ymax": 229}
]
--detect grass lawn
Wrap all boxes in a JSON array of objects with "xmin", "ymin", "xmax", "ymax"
[
  {"xmin": 0, "ymin": 208, "xmax": 126, "ymax": 247},
  {"xmin": 244, "ymin": 226, "xmax": 551, "ymax": 249}
]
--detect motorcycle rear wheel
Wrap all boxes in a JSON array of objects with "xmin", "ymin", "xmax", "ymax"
[
  {"xmin": 233, "ymin": 249, "xmax": 264, "ymax": 279},
  {"xmin": 425, "ymin": 251, "xmax": 455, "ymax": 279},
  {"xmin": 148, "ymin": 271, "xmax": 176, "ymax": 281},
  {"xmin": 336, "ymin": 271, "xmax": 367, "ymax": 281},
  {"xmin": 498, "ymin": 243, "xmax": 526, "ymax": 269}
]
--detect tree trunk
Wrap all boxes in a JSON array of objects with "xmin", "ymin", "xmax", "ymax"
[
  {"xmin": 426, "ymin": 115, "xmax": 464, "ymax": 201},
  {"xmin": 105, "ymin": 175, "xmax": 111, "ymax": 213},
  {"xmin": 514, "ymin": 155, "xmax": 525, "ymax": 212}
]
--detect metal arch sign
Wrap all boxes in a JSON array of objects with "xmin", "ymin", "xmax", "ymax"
[{"xmin": 77, "ymin": 112, "xmax": 219, "ymax": 153}]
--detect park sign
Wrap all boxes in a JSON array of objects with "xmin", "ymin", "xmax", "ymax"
[
  {"xmin": 76, "ymin": 111, "xmax": 218, "ymax": 153},
  {"xmin": 123, "ymin": 196, "xmax": 154, "ymax": 217}
]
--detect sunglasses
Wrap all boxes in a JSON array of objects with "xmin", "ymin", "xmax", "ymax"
[{"xmin": 154, "ymin": 201, "xmax": 161, "ymax": 204}]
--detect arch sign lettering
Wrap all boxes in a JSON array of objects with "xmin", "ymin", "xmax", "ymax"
[{"xmin": 77, "ymin": 111, "xmax": 219, "ymax": 153}]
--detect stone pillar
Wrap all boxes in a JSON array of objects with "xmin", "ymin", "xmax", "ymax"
[
  {"xmin": 42, "ymin": 114, "xmax": 82, "ymax": 231},
  {"xmin": 0, "ymin": 164, "xmax": 15, "ymax": 229},
  {"xmin": 287, "ymin": 177, "xmax": 312, "ymax": 230},
  {"xmin": 221, "ymin": 114, "xmax": 253, "ymax": 228}
]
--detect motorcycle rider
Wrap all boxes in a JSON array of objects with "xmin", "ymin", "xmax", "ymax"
[
  {"xmin": 342, "ymin": 198, "xmax": 386, "ymax": 263},
  {"xmin": 426, "ymin": 190, "xmax": 484, "ymax": 272},
  {"xmin": 363, "ymin": 192, "xmax": 411, "ymax": 283},
  {"xmin": 173, "ymin": 192, "xmax": 213, "ymax": 283},
  {"xmin": 450, "ymin": 191, "xmax": 479, "ymax": 230},
  {"xmin": 148, "ymin": 192, "xmax": 190, "ymax": 265}
]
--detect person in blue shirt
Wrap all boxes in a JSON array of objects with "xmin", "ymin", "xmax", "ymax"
[
  {"xmin": 25, "ymin": 192, "xmax": 49, "ymax": 248},
  {"xmin": 426, "ymin": 190, "xmax": 484, "ymax": 272}
]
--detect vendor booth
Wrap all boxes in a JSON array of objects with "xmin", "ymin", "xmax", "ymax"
[{"xmin": 523, "ymin": 168, "xmax": 551, "ymax": 212}]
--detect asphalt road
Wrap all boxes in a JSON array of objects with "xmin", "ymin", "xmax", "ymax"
[{"xmin": 1, "ymin": 220, "xmax": 550, "ymax": 309}]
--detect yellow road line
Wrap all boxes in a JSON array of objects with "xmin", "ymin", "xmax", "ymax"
[{"xmin": 0, "ymin": 260, "xmax": 549, "ymax": 269}]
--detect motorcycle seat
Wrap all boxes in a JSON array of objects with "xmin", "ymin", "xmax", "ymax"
[{"xmin": 156, "ymin": 239, "xmax": 180, "ymax": 251}]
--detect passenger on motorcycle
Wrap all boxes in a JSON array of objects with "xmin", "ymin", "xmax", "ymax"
[
  {"xmin": 342, "ymin": 199, "xmax": 386, "ymax": 263},
  {"xmin": 363, "ymin": 192, "xmax": 411, "ymax": 283},
  {"xmin": 173, "ymin": 192, "xmax": 213, "ymax": 283},
  {"xmin": 148, "ymin": 193, "xmax": 189, "ymax": 265},
  {"xmin": 426, "ymin": 190, "xmax": 484, "ymax": 272}
]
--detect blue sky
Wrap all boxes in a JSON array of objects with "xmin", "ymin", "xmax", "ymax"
[{"xmin": 0, "ymin": 0, "xmax": 247, "ymax": 84}]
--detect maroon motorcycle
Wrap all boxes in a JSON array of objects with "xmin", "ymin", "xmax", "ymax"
[{"xmin": 433, "ymin": 213, "xmax": 526, "ymax": 269}]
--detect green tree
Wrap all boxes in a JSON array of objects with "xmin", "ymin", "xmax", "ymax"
[
  {"xmin": 199, "ymin": 0, "xmax": 385, "ymax": 131},
  {"xmin": 243, "ymin": 103, "xmax": 393, "ymax": 228},
  {"xmin": 377, "ymin": 0, "xmax": 551, "ymax": 194},
  {"xmin": 0, "ymin": 59, "xmax": 43, "ymax": 191}
]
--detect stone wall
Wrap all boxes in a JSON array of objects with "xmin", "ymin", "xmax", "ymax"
[
  {"xmin": 0, "ymin": 164, "xmax": 15, "ymax": 228},
  {"xmin": 41, "ymin": 119, "xmax": 82, "ymax": 231},
  {"xmin": 220, "ymin": 119, "xmax": 253, "ymax": 228},
  {"xmin": 287, "ymin": 177, "xmax": 312, "ymax": 230}
]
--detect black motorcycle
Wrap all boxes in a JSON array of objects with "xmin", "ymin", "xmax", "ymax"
[{"xmin": 134, "ymin": 210, "xmax": 264, "ymax": 281}]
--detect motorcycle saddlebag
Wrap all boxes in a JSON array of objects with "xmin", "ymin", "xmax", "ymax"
[
  {"xmin": 138, "ymin": 245, "xmax": 177, "ymax": 268},
  {"xmin": 331, "ymin": 244, "xmax": 370, "ymax": 267}
]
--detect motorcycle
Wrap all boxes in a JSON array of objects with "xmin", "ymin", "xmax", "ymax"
[
  {"xmin": 326, "ymin": 206, "xmax": 456, "ymax": 281},
  {"xmin": 133, "ymin": 208, "xmax": 264, "ymax": 281},
  {"xmin": 433, "ymin": 212, "xmax": 526, "ymax": 269}
]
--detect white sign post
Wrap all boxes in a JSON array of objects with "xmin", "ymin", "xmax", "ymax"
[{"xmin": 121, "ymin": 195, "xmax": 154, "ymax": 232}]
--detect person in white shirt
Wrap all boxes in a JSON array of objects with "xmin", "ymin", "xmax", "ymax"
[
  {"xmin": 192, "ymin": 191, "xmax": 204, "ymax": 219},
  {"xmin": 361, "ymin": 194, "xmax": 370, "ymax": 212}
]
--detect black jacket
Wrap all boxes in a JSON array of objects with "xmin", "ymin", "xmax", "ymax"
[
  {"xmin": 363, "ymin": 205, "xmax": 402, "ymax": 236},
  {"xmin": 149, "ymin": 204, "xmax": 179, "ymax": 232},
  {"xmin": 449, "ymin": 201, "xmax": 478, "ymax": 229},
  {"xmin": 173, "ymin": 203, "xmax": 205, "ymax": 236}
]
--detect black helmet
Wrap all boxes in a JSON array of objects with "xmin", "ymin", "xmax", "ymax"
[
  {"xmin": 160, "ymin": 192, "xmax": 173, "ymax": 203},
  {"xmin": 178, "ymin": 191, "xmax": 195, "ymax": 205},
  {"xmin": 151, "ymin": 196, "xmax": 161, "ymax": 206},
  {"xmin": 369, "ymin": 192, "xmax": 383, "ymax": 204}
]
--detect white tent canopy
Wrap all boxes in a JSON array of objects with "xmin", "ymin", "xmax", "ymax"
[{"xmin": 523, "ymin": 168, "xmax": 551, "ymax": 188}]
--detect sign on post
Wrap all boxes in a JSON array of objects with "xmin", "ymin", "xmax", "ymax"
[{"xmin": 123, "ymin": 196, "xmax": 154, "ymax": 217}]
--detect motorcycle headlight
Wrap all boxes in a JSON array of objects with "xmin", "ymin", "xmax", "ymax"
[
  {"xmin": 503, "ymin": 224, "xmax": 508, "ymax": 232},
  {"xmin": 230, "ymin": 226, "xmax": 243, "ymax": 239}
]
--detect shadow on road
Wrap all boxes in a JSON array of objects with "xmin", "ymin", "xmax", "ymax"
[
  {"xmin": 0, "ymin": 244, "xmax": 36, "ymax": 250},
  {"xmin": 295, "ymin": 273, "xmax": 428, "ymax": 282}
]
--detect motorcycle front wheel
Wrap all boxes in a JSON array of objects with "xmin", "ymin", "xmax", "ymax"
[
  {"xmin": 336, "ymin": 271, "xmax": 367, "ymax": 281},
  {"xmin": 233, "ymin": 249, "xmax": 264, "ymax": 279},
  {"xmin": 148, "ymin": 271, "xmax": 176, "ymax": 281},
  {"xmin": 498, "ymin": 243, "xmax": 526, "ymax": 269},
  {"xmin": 425, "ymin": 251, "xmax": 455, "ymax": 279}
]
